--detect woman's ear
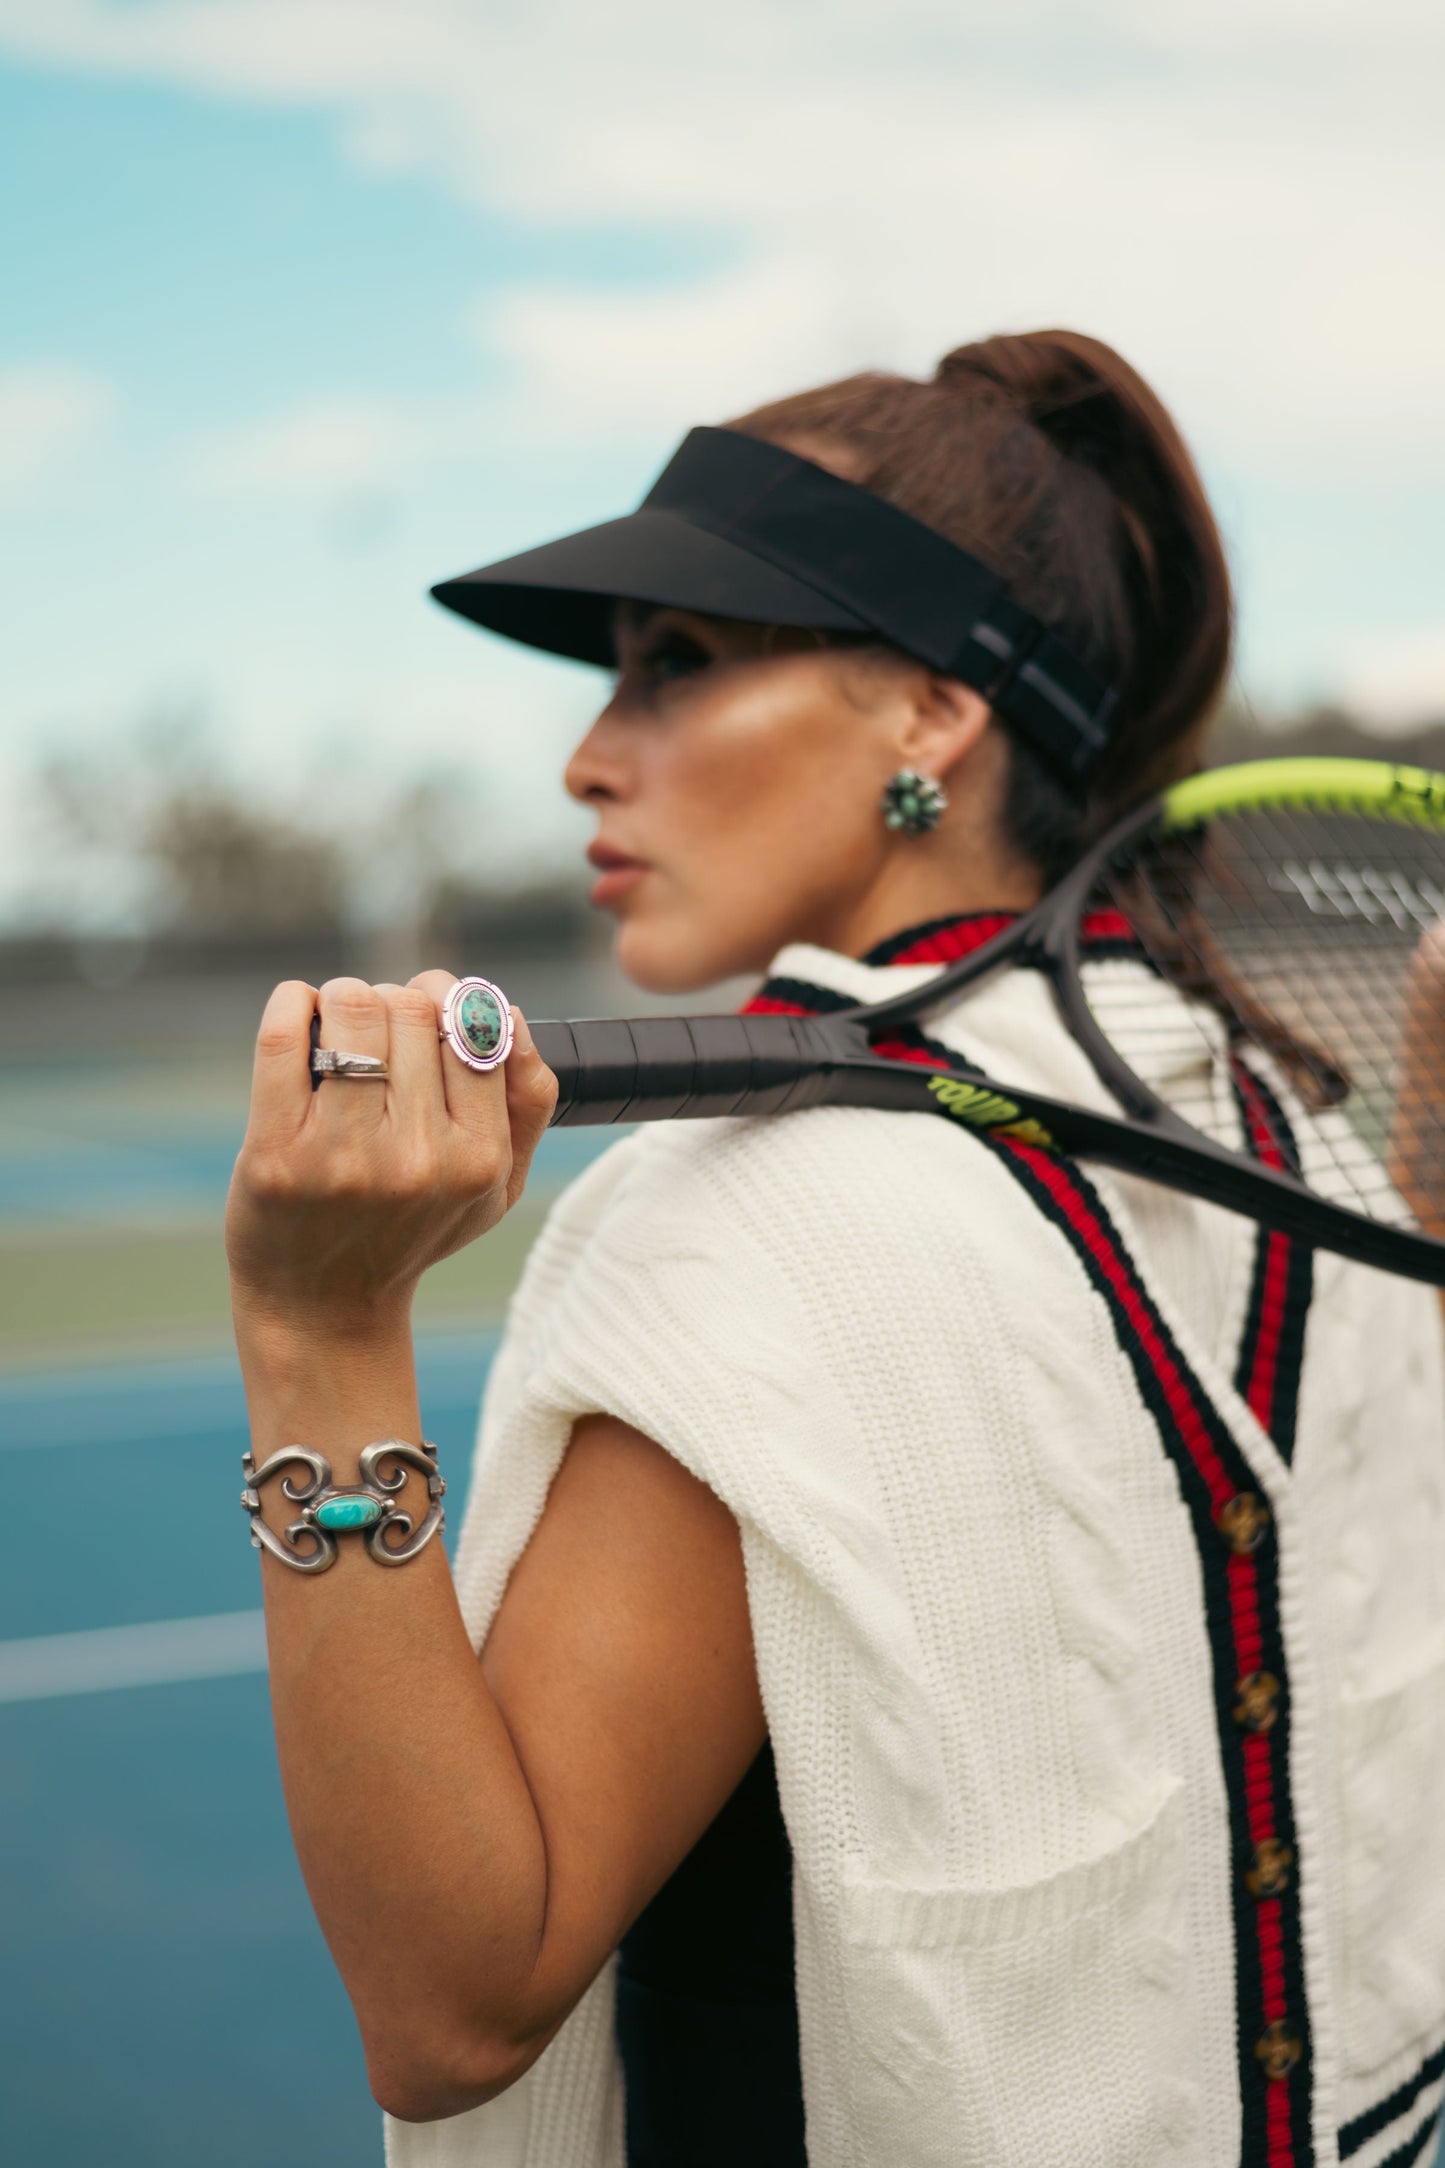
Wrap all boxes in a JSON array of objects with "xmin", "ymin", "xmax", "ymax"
[{"xmin": 895, "ymin": 672, "xmax": 994, "ymax": 783}]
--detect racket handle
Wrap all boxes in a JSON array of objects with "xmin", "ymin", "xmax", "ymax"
[{"xmin": 530, "ymin": 1012, "xmax": 833, "ymax": 1125}]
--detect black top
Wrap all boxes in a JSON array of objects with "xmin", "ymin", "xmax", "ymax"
[{"xmin": 615, "ymin": 1741, "xmax": 806, "ymax": 2166}]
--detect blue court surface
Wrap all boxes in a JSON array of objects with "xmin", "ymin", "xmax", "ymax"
[{"xmin": 0, "ymin": 1334, "xmax": 496, "ymax": 2168}]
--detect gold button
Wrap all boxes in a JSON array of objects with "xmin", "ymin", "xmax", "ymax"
[
  {"xmin": 1246, "ymin": 1838, "xmax": 1294, "ymax": 1898},
  {"xmin": 1233, "ymin": 1672, "xmax": 1281, "ymax": 1732},
  {"xmin": 1254, "ymin": 2020, "xmax": 1302, "ymax": 2080},
  {"xmin": 1216, "ymin": 1492, "xmax": 1271, "ymax": 1554}
]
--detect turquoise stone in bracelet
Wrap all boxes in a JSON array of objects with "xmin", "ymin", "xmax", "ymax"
[{"xmin": 314, "ymin": 1491, "xmax": 385, "ymax": 1532}]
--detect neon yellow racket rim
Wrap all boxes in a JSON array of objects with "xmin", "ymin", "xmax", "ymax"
[{"xmin": 1164, "ymin": 757, "xmax": 1445, "ymax": 832}]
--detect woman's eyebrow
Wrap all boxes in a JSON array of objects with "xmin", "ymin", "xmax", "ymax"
[
  {"xmin": 613, "ymin": 601, "xmax": 671, "ymax": 651},
  {"xmin": 619, "ymin": 606, "xmax": 723, "ymax": 655}
]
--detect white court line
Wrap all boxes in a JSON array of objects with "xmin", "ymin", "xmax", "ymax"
[{"xmin": 0, "ymin": 1610, "xmax": 267, "ymax": 1704}]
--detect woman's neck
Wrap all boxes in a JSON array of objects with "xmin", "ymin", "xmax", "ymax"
[{"xmin": 806, "ymin": 846, "xmax": 1044, "ymax": 963}]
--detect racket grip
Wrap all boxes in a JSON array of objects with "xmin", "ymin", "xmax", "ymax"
[{"xmin": 530, "ymin": 1012, "xmax": 832, "ymax": 1126}]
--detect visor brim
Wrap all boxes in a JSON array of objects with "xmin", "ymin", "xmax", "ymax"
[{"xmin": 430, "ymin": 506, "xmax": 870, "ymax": 667}]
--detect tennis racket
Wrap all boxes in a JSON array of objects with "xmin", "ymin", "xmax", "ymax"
[{"xmin": 527, "ymin": 758, "xmax": 1445, "ymax": 1288}]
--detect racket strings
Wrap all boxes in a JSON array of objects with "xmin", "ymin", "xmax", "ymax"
[
  {"xmin": 1106, "ymin": 844, "xmax": 1350, "ymax": 1108},
  {"xmin": 1088, "ymin": 805, "xmax": 1445, "ymax": 1234}
]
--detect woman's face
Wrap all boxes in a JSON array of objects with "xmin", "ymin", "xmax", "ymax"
[{"xmin": 563, "ymin": 602, "xmax": 1024, "ymax": 993}]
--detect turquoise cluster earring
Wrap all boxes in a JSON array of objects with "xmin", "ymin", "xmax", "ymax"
[{"xmin": 881, "ymin": 769, "xmax": 948, "ymax": 835}]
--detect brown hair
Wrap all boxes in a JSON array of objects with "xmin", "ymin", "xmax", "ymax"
[{"xmin": 729, "ymin": 329, "xmax": 1233, "ymax": 881}]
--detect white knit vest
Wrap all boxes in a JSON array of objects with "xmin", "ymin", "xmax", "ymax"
[{"xmin": 387, "ymin": 938, "xmax": 1445, "ymax": 2168}]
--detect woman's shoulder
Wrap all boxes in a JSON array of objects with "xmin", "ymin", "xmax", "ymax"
[
  {"xmin": 521, "ymin": 1100, "xmax": 1043, "ymax": 1331},
  {"xmin": 532, "ymin": 1110, "xmax": 857, "ymax": 1259},
  {"xmin": 545, "ymin": 1099, "xmax": 964, "ymax": 1218}
]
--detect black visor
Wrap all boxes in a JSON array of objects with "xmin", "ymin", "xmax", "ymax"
[{"xmin": 431, "ymin": 426, "xmax": 1118, "ymax": 781}]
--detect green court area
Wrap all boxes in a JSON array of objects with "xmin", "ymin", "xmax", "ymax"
[
  {"xmin": 0, "ymin": 966, "xmax": 634, "ymax": 1369},
  {"xmin": 0, "ymin": 1198, "xmax": 550, "ymax": 1370}
]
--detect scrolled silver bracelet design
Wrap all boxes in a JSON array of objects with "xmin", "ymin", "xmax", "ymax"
[{"xmin": 241, "ymin": 1438, "xmax": 446, "ymax": 1573}]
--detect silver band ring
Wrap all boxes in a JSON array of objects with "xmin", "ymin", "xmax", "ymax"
[
  {"xmin": 310, "ymin": 1047, "xmax": 390, "ymax": 1080},
  {"xmin": 440, "ymin": 977, "xmax": 514, "ymax": 1073}
]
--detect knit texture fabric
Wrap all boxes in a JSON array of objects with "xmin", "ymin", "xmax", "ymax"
[{"xmin": 386, "ymin": 941, "xmax": 1445, "ymax": 2168}]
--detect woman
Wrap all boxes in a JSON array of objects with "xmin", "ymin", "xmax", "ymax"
[{"xmin": 226, "ymin": 332, "xmax": 1445, "ymax": 2168}]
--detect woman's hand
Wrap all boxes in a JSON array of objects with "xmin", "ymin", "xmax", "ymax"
[{"xmin": 225, "ymin": 969, "xmax": 558, "ymax": 1346}]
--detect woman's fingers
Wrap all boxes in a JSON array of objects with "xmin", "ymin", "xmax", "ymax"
[
  {"xmin": 230, "ymin": 967, "xmax": 555, "ymax": 1340},
  {"xmin": 375, "ymin": 981, "xmax": 449, "ymax": 1129},
  {"xmin": 247, "ymin": 979, "xmax": 320, "ymax": 1143},
  {"xmin": 314, "ymin": 978, "xmax": 390, "ymax": 1137},
  {"xmin": 502, "ymin": 1008, "xmax": 560, "ymax": 1208},
  {"xmin": 407, "ymin": 965, "xmax": 512, "ymax": 1183},
  {"xmin": 408, "ymin": 969, "xmax": 504, "ymax": 1111},
  {"xmin": 406, "ymin": 970, "xmax": 558, "ymax": 1208}
]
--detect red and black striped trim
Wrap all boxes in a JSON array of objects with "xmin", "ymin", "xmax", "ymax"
[
  {"xmin": 747, "ymin": 906, "xmax": 1145, "ymax": 1020},
  {"xmin": 1340, "ymin": 2041, "xmax": 1445, "ymax": 2162},
  {"xmin": 760, "ymin": 972, "xmax": 1315, "ymax": 2168},
  {"xmin": 1363, "ymin": 2111, "xmax": 1444, "ymax": 2168},
  {"xmin": 1231, "ymin": 1061, "xmax": 1314, "ymax": 1465},
  {"xmin": 867, "ymin": 1021, "xmax": 962, "ymax": 1070},
  {"xmin": 742, "ymin": 977, "xmax": 857, "ymax": 1019},
  {"xmin": 992, "ymin": 1138, "xmax": 1312, "ymax": 2167},
  {"xmin": 861, "ymin": 905, "xmax": 1139, "ymax": 968},
  {"xmin": 861, "ymin": 911, "xmax": 1020, "ymax": 966}
]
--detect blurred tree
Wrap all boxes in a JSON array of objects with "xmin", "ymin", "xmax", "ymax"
[
  {"xmin": 37, "ymin": 719, "xmax": 346, "ymax": 938},
  {"xmin": 1208, "ymin": 696, "xmax": 1445, "ymax": 769},
  {"xmin": 26, "ymin": 716, "xmax": 590, "ymax": 975},
  {"xmin": 148, "ymin": 787, "xmax": 347, "ymax": 938}
]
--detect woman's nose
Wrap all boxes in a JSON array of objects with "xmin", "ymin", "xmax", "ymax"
[{"xmin": 564, "ymin": 699, "xmax": 632, "ymax": 806}]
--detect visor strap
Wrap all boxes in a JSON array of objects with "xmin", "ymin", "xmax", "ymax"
[{"xmin": 951, "ymin": 597, "xmax": 1116, "ymax": 782}]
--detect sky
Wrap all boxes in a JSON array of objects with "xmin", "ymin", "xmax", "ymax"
[{"xmin": 1, "ymin": 0, "xmax": 1443, "ymax": 926}]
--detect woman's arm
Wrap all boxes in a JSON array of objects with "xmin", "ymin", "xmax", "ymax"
[{"xmin": 228, "ymin": 974, "xmax": 765, "ymax": 2123}]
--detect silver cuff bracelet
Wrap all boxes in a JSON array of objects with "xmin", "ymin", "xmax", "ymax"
[{"xmin": 241, "ymin": 1439, "xmax": 446, "ymax": 1573}]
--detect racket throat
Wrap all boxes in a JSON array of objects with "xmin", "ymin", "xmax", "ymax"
[{"xmin": 1047, "ymin": 954, "xmax": 1178, "ymax": 1130}]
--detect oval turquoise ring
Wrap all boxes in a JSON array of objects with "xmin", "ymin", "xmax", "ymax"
[{"xmin": 440, "ymin": 976, "xmax": 515, "ymax": 1073}]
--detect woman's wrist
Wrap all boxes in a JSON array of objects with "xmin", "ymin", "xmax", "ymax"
[
  {"xmin": 233, "ymin": 1298, "xmax": 421, "ymax": 1450},
  {"xmin": 232, "ymin": 1282, "xmax": 414, "ymax": 1364}
]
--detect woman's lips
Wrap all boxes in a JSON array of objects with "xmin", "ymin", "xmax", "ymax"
[
  {"xmin": 586, "ymin": 846, "xmax": 651, "ymax": 907},
  {"xmin": 589, "ymin": 864, "xmax": 648, "ymax": 906}
]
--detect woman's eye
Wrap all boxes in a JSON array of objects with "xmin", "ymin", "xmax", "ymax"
[{"xmin": 640, "ymin": 639, "xmax": 709, "ymax": 684}]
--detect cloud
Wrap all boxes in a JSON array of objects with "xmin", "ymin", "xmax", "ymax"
[
  {"xmin": 183, "ymin": 258, "xmax": 889, "ymax": 499},
  {"xmin": 187, "ymin": 391, "xmax": 432, "ymax": 497},
  {"xmin": 471, "ymin": 258, "xmax": 883, "ymax": 445},
  {"xmin": 0, "ymin": 0, "xmax": 1441, "ymax": 480},
  {"xmin": 0, "ymin": 362, "xmax": 112, "ymax": 498}
]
